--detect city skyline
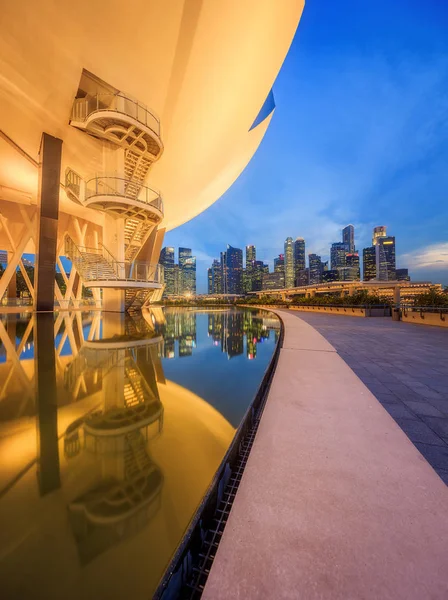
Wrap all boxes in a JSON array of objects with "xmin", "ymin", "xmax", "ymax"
[{"xmin": 164, "ymin": 0, "xmax": 448, "ymax": 293}]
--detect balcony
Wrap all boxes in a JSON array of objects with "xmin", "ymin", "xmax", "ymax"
[
  {"xmin": 70, "ymin": 92, "xmax": 163, "ymax": 160},
  {"xmin": 64, "ymin": 235, "xmax": 163, "ymax": 291},
  {"xmin": 65, "ymin": 171, "xmax": 163, "ymax": 223}
]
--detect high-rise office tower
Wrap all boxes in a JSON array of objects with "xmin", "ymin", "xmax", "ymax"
[
  {"xmin": 308, "ymin": 253, "xmax": 323, "ymax": 284},
  {"xmin": 173, "ymin": 264, "xmax": 180, "ymax": 294},
  {"xmin": 296, "ymin": 268, "xmax": 309, "ymax": 286},
  {"xmin": 178, "ymin": 247, "xmax": 193, "ymax": 294},
  {"xmin": 263, "ymin": 263, "xmax": 269, "ymax": 274},
  {"xmin": 344, "ymin": 253, "xmax": 360, "ymax": 281},
  {"xmin": 379, "ymin": 236, "xmax": 396, "ymax": 280},
  {"xmin": 330, "ymin": 242, "xmax": 348, "ymax": 272},
  {"xmin": 375, "ymin": 244, "xmax": 388, "ymax": 280},
  {"xmin": 245, "ymin": 245, "xmax": 256, "ymax": 291},
  {"xmin": 225, "ymin": 245, "xmax": 243, "ymax": 294},
  {"xmin": 372, "ymin": 226, "xmax": 387, "ymax": 246},
  {"xmin": 293, "ymin": 237, "xmax": 305, "ymax": 285},
  {"xmin": 252, "ymin": 260, "xmax": 265, "ymax": 291},
  {"xmin": 396, "ymin": 268, "xmax": 410, "ymax": 281},
  {"xmin": 182, "ymin": 256, "xmax": 196, "ymax": 294},
  {"xmin": 220, "ymin": 251, "xmax": 227, "ymax": 294},
  {"xmin": 159, "ymin": 246, "xmax": 175, "ymax": 296},
  {"xmin": 179, "ymin": 247, "xmax": 192, "ymax": 268},
  {"xmin": 363, "ymin": 247, "xmax": 376, "ymax": 281},
  {"xmin": 211, "ymin": 259, "xmax": 223, "ymax": 293},
  {"xmin": 207, "ymin": 268, "xmax": 213, "ymax": 294},
  {"xmin": 284, "ymin": 237, "xmax": 294, "ymax": 288},
  {"xmin": 342, "ymin": 224, "xmax": 355, "ymax": 253},
  {"xmin": 274, "ymin": 254, "xmax": 285, "ymax": 274},
  {"xmin": 322, "ymin": 270, "xmax": 339, "ymax": 282}
]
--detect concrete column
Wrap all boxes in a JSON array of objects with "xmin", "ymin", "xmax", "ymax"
[
  {"xmin": 394, "ymin": 286, "xmax": 401, "ymax": 305},
  {"xmin": 35, "ymin": 133, "xmax": 62, "ymax": 312},
  {"xmin": 7, "ymin": 252, "xmax": 17, "ymax": 299},
  {"xmin": 348, "ymin": 287, "xmax": 355, "ymax": 297},
  {"xmin": 35, "ymin": 313, "xmax": 60, "ymax": 495},
  {"xmin": 102, "ymin": 214, "xmax": 125, "ymax": 312}
]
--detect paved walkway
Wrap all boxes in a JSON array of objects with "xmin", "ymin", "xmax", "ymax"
[
  {"xmin": 203, "ymin": 311, "xmax": 448, "ymax": 600},
  {"xmin": 292, "ymin": 311, "xmax": 448, "ymax": 483}
]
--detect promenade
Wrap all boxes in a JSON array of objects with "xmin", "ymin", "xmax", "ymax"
[
  {"xmin": 293, "ymin": 311, "xmax": 448, "ymax": 482},
  {"xmin": 203, "ymin": 310, "xmax": 448, "ymax": 600}
]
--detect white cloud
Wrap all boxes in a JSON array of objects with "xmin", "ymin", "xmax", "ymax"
[{"xmin": 401, "ymin": 242, "xmax": 448, "ymax": 270}]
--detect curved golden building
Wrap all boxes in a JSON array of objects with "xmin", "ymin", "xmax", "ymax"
[{"xmin": 0, "ymin": 0, "xmax": 304, "ymax": 310}]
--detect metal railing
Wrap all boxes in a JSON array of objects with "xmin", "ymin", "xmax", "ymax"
[
  {"xmin": 71, "ymin": 92, "xmax": 160, "ymax": 138},
  {"xmin": 64, "ymin": 236, "xmax": 161, "ymax": 284},
  {"xmin": 85, "ymin": 176, "xmax": 163, "ymax": 213},
  {"xmin": 401, "ymin": 305, "xmax": 448, "ymax": 319}
]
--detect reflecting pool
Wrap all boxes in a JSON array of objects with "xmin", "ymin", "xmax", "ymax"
[{"xmin": 0, "ymin": 307, "xmax": 279, "ymax": 599}]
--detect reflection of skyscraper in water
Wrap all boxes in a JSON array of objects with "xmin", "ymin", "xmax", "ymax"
[
  {"xmin": 162, "ymin": 309, "xmax": 197, "ymax": 357},
  {"xmin": 207, "ymin": 310, "xmax": 272, "ymax": 360}
]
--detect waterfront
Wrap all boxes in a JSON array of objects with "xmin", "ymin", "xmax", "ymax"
[{"xmin": 0, "ymin": 307, "xmax": 279, "ymax": 599}]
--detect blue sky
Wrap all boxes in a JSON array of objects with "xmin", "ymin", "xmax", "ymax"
[{"xmin": 165, "ymin": 0, "xmax": 448, "ymax": 293}]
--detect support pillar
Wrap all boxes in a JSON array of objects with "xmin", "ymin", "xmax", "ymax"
[
  {"xmin": 35, "ymin": 313, "xmax": 61, "ymax": 495},
  {"xmin": 394, "ymin": 286, "xmax": 401, "ymax": 305},
  {"xmin": 7, "ymin": 252, "xmax": 17, "ymax": 299},
  {"xmin": 35, "ymin": 133, "xmax": 62, "ymax": 312},
  {"xmin": 102, "ymin": 215, "xmax": 125, "ymax": 312}
]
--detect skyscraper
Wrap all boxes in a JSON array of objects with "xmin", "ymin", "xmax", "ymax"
[
  {"xmin": 342, "ymin": 224, "xmax": 355, "ymax": 253},
  {"xmin": 308, "ymin": 253, "xmax": 323, "ymax": 284},
  {"xmin": 182, "ymin": 256, "xmax": 196, "ymax": 294},
  {"xmin": 375, "ymin": 244, "xmax": 388, "ymax": 280},
  {"xmin": 220, "ymin": 251, "xmax": 227, "ymax": 294},
  {"xmin": 284, "ymin": 237, "xmax": 294, "ymax": 288},
  {"xmin": 396, "ymin": 268, "xmax": 410, "ymax": 281},
  {"xmin": 372, "ymin": 226, "xmax": 387, "ymax": 246},
  {"xmin": 245, "ymin": 245, "xmax": 256, "ymax": 291},
  {"xmin": 252, "ymin": 260, "xmax": 265, "ymax": 291},
  {"xmin": 211, "ymin": 259, "xmax": 223, "ymax": 293},
  {"xmin": 207, "ymin": 268, "xmax": 213, "ymax": 294},
  {"xmin": 178, "ymin": 247, "xmax": 194, "ymax": 294},
  {"xmin": 293, "ymin": 238, "xmax": 305, "ymax": 285},
  {"xmin": 344, "ymin": 253, "xmax": 360, "ymax": 281},
  {"xmin": 225, "ymin": 245, "xmax": 243, "ymax": 294},
  {"xmin": 330, "ymin": 242, "xmax": 348, "ymax": 272},
  {"xmin": 380, "ymin": 236, "xmax": 396, "ymax": 280},
  {"xmin": 159, "ymin": 246, "xmax": 175, "ymax": 296},
  {"xmin": 274, "ymin": 254, "xmax": 285, "ymax": 274},
  {"xmin": 362, "ymin": 247, "xmax": 376, "ymax": 281}
]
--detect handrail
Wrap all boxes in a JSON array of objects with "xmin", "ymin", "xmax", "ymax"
[
  {"xmin": 64, "ymin": 235, "xmax": 161, "ymax": 284},
  {"xmin": 71, "ymin": 92, "xmax": 160, "ymax": 139},
  {"xmin": 85, "ymin": 176, "xmax": 163, "ymax": 213}
]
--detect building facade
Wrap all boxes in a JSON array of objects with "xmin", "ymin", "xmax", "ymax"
[
  {"xmin": 0, "ymin": 2, "xmax": 304, "ymax": 312},
  {"xmin": 308, "ymin": 254, "xmax": 323, "ymax": 284},
  {"xmin": 293, "ymin": 238, "xmax": 305, "ymax": 286},
  {"xmin": 342, "ymin": 225, "xmax": 355, "ymax": 253},
  {"xmin": 225, "ymin": 245, "xmax": 243, "ymax": 294},
  {"xmin": 160, "ymin": 247, "xmax": 175, "ymax": 296},
  {"xmin": 284, "ymin": 237, "xmax": 295, "ymax": 288}
]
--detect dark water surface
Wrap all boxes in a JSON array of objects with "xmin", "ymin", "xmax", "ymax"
[{"xmin": 0, "ymin": 307, "xmax": 279, "ymax": 599}]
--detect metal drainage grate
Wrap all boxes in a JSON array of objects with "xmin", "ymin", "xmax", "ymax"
[{"xmin": 182, "ymin": 418, "xmax": 263, "ymax": 599}]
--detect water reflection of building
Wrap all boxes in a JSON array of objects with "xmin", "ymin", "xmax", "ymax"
[
  {"xmin": 162, "ymin": 309, "xmax": 197, "ymax": 358},
  {"xmin": 0, "ymin": 308, "xmax": 236, "ymax": 598},
  {"xmin": 207, "ymin": 310, "xmax": 272, "ymax": 360}
]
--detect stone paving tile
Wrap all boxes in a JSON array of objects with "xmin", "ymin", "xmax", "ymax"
[
  {"xmin": 383, "ymin": 403, "xmax": 416, "ymax": 420},
  {"xmin": 394, "ymin": 418, "xmax": 446, "ymax": 446},
  {"xmin": 402, "ymin": 400, "xmax": 444, "ymax": 417},
  {"xmin": 289, "ymin": 312, "xmax": 448, "ymax": 483},
  {"xmin": 414, "ymin": 443, "xmax": 448, "ymax": 470},
  {"xmin": 421, "ymin": 417, "xmax": 448, "ymax": 439}
]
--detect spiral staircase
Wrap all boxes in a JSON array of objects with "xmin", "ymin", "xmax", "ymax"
[{"xmin": 66, "ymin": 79, "xmax": 165, "ymax": 310}]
